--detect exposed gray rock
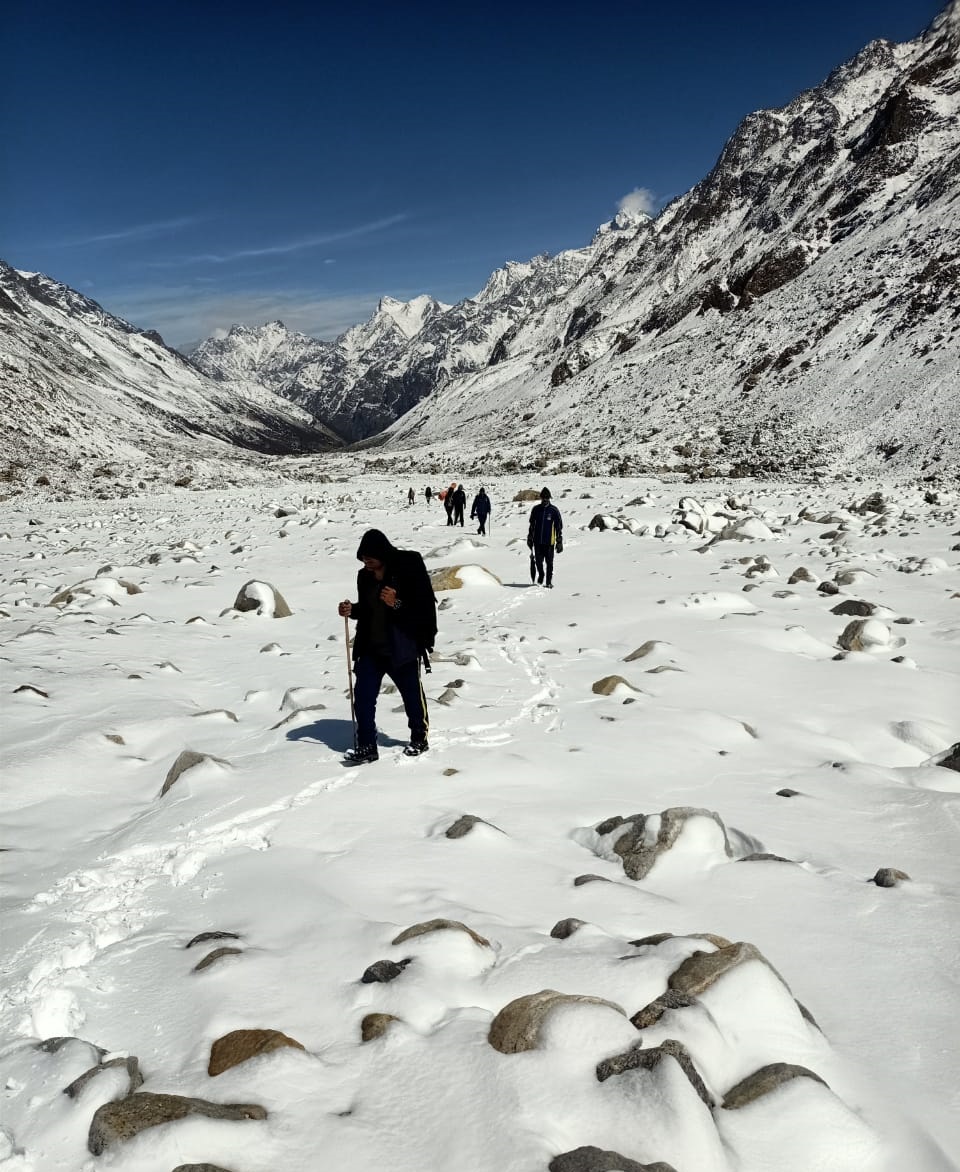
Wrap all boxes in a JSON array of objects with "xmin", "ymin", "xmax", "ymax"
[
  {"xmin": 550, "ymin": 918, "xmax": 587, "ymax": 939},
  {"xmin": 361, "ymin": 958, "xmax": 411, "ymax": 983},
  {"xmin": 830, "ymin": 599, "xmax": 875, "ymax": 616},
  {"xmin": 817, "ymin": 581, "xmax": 840, "ymax": 595},
  {"xmin": 722, "ymin": 1062, "xmax": 827, "ymax": 1109},
  {"xmin": 596, "ymin": 1038, "xmax": 713, "ymax": 1107},
  {"xmin": 207, "ymin": 1029, "xmax": 305, "ymax": 1076},
  {"xmin": 630, "ymin": 989, "xmax": 698, "ymax": 1030},
  {"xmin": 160, "ymin": 751, "xmax": 230, "ymax": 797},
  {"xmin": 596, "ymin": 807, "xmax": 732, "ymax": 881},
  {"xmin": 787, "ymin": 567, "xmax": 817, "ymax": 584},
  {"xmin": 64, "ymin": 1055, "xmax": 143, "ymax": 1099},
  {"xmin": 391, "ymin": 919, "xmax": 491, "ymax": 948},
  {"xmin": 88, "ymin": 1093, "xmax": 267, "ymax": 1155},
  {"xmin": 623, "ymin": 640, "xmax": 659, "ymax": 661},
  {"xmin": 186, "ymin": 930, "xmax": 240, "ymax": 949},
  {"xmin": 488, "ymin": 990, "xmax": 625, "ymax": 1054},
  {"xmin": 871, "ymin": 867, "xmax": 911, "ymax": 887},
  {"xmin": 232, "ymin": 580, "xmax": 292, "ymax": 618},
  {"xmin": 573, "ymin": 873, "xmax": 612, "ymax": 886},
  {"xmin": 776, "ymin": 788, "xmax": 801, "ymax": 797},
  {"xmin": 738, "ymin": 852, "xmax": 795, "ymax": 863},
  {"xmin": 934, "ymin": 742, "xmax": 960, "ymax": 772},
  {"xmin": 549, "ymin": 1148, "xmax": 676, "ymax": 1172},
  {"xmin": 172, "ymin": 1165, "xmax": 236, "ymax": 1172},
  {"xmin": 445, "ymin": 814, "xmax": 501, "ymax": 838}
]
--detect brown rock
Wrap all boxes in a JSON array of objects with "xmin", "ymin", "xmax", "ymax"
[
  {"xmin": 193, "ymin": 947, "xmax": 243, "ymax": 972},
  {"xmin": 88, "ymin": 1093, "xmax": 266, "ymax": 1154},
  {"xmin": 391, "ymin": 918, "xmax": 490, "ymax": 948},
  {"xmin": 870, "ymin": 867, "xmax": 911, "ymax": 887},
  {"xmin": 830, "ymin": 599, "xmax": 875, "ymax": 617},
  {"xmin": 722, "ymin": 1062, "xmax": 827, "ymax": 1109},
  {"xmin": 361, "ymin": 1013, "xmax": 400, "ymax": 1042},
  {"xmin": 592, "ymin": 675, "xmax": 638, "ymax": 695},
  {"xmin": 668, "ymin": 941, "xmax": 790, "ymax": 997},
  {"xmin": 488, "ymin": 990, "xmax": 626, "ymax": 1054},
  {"xmin": 207, "ymin": 1029, "xmax": 305, "ymax": 1076}
]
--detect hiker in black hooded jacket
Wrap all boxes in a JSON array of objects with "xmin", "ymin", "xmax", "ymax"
[
  {"xmin": 527, "ymin": 486, "xmax": 563, "ymax": 588},
  {"xmin": 337, "ymin": 529, "xmax": 437, "ymax": 765}
]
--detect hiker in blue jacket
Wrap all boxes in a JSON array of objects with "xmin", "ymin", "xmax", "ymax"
[
  {"xmin": 470, "ymin": 487, "xmax": 492, "ymax": 535},
  {"xmin": 527, "ymin": 487, "xmax": 563, "ymax": 588}
]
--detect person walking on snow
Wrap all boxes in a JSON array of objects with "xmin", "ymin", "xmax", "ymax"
[
  {"xmin": 425, "ymin": 486, "xmax": 432, "ymax": 504},
  {"xmin": 527, "ymin": 487, "xmax": 563, "ymax": 588},
  {"xmin": 452, "ymin": 484, "xmax": 467, "ymax": 527},
  {"xmin": 338, "ymin": 529, "xmax": 437, "ymax": 765},
  {"xmin": 407, "ymin": 486, "xmax": 416, "ymax": 506},
  {"xmin": 443, "ymin": 483, "xmax": 456, "ymax": 525},
  {"xmin": 470, "ymin": 487, "xmax": 492, "ymax": 535}
]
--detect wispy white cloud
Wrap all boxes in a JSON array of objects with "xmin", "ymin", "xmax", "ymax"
[
  {"xmin": 155, "ymin": 213, "xmax": 409, "ymax": 267},
  {"xmin": 108, "ymin": 283, "xmax": 381, "ymax": 348},
  {"xmin": 617, "ymin": 187, "xmax": 657, "ymax": 217},
  {"xmin": 63, "ymin": 216, "xmax": 204, "ymax": 247}
]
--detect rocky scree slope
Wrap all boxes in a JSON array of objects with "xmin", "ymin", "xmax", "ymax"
[
  {"xmin": 194, "ymin": 4, "xmax": 960, "ymax": 480},
  {"xmin": 376, "ymin": 3, "xmax": 960, "ymax": 479},
  {"xmin": 0, "ymin": 263, "xmax": 340, "ymax": 491}
]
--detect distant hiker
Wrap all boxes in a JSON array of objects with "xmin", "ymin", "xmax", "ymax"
[
  {"xmin": 444, "ymin": 482, "xmax": 456, "ymax": 526},
  {"xmin": 407, "ymin": 487, "xmax": 416, "ymax": 506},
  {"xmin": 425, "ymin": 486, "xmax": 432, "ymax": 503},
  {"xmin": 470, "ymin": 487, "xmax": 491, "ymax": 535},
  {"xmin": 338, "ymin": 529, "xmax": 437, "ymax": 765},
  {"xmin": 452, "ymin": 484, "xmax": 467, "ymax": 527},
  {"xmin": 527, "ymin": 487, "xmax": 563, "ymax": 588}
]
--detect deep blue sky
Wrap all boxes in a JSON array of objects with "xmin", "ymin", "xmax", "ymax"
[{"xmin": 1, "ymin": 0, "xmax": 941, "ymax": 347}]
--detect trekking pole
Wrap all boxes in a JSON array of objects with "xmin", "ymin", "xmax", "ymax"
[{"xmin": 344, "ymin": 614, "xmax": 357, "ymax": 746}]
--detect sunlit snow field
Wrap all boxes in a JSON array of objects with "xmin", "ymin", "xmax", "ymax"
[{"xmin": 1, "ymin": 474, "xmax": 958, "ymax": 1172}]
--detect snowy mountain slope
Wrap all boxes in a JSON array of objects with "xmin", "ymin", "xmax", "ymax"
[
  {"xmin": 193, "ymin": 4, "xmax": 958, "ymax": 478},
  {"xmin": 372, "ymin": 4, "xmax": 960, "ymax": 478},
  {"xmin": 191, "ymin": 292, "xmax": 454, "ymax": 441},
  {"xmin": 0, "ymin": 263, "xmax": 341, "ymax": 491}
]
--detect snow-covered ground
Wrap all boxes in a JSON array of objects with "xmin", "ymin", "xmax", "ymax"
[{"xmin": 1, "ymin": 473, "xmax": 958, "ymax": 1172}]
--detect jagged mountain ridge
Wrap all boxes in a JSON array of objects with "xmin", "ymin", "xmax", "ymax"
[
  {"xmin": 0, "ymin": 263, "xmax": 340, "ymax": 484},
  {"xmin": 195, "ymin": 4, "xmax": 960, "ymax": 477}
]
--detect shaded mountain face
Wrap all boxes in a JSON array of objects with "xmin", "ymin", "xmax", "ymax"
[
  {"xmin": 195, "ymin": 4, "xmax": 960, "ymax": 477},
  {"xmin": 0, "ymin": 263, "xmax": 340, "ymax": 487}
]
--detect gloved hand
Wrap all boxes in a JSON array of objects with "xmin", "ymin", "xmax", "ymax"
[{"xmin": 556, "ymin": 538, "xmax": 563, "ymax": 554}]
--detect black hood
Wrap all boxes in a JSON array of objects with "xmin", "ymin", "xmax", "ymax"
[{"xmin": 356, "ymin": 529, "xmax": 397, "ymax": 562}]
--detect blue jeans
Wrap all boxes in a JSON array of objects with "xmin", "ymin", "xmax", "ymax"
[{"xmin": 354, "ymin": 654, "xmax": 429, "ymax": 746}]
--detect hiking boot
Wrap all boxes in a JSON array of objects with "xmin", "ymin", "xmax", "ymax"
[
  {"xmin": 537, "ymin": 574, "xmax": 544, "ymax": 584},
  {"xmin": 403, "ymin": 739, "xmax": 429, "ymax": 757},
  {"xmin": 546, "ymin": 581, "xmax": 554, "ymax": 589},
  {"xmin": 344, "ymin": 743, "xmax": 379, "ymax": 766}
]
